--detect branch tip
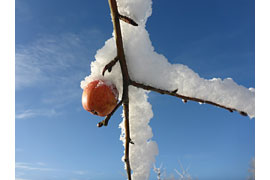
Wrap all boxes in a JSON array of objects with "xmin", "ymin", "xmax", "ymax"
[
  {"xmin": 130, "ymin": 139, "xmax": 134, "ymax": 144},
  {"xmin": 240, "ymin": 111, "xmax": 248, "ymax": 116},
  {"xmin": 97, "ymin": 122, "xmax": 104, "ymax": 128},
  {"xmin": 102, "ymin": 56, "xmax": 119, "ymax": 76},
  {"xmin": 171, "ymin": 89, "xmax": 178, "ymax": 93}
]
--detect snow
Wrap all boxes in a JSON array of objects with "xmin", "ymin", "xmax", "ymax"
[
  {"xmin": 81, "ymin": 0, "xmax": 255, "ymax": 179},
  {"xmin": 119, "ymin": 87, "xmax": 158, "ymax": 180}
]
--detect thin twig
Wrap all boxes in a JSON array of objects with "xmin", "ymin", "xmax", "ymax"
[
  {"xmin": 102, "ymin": 56, "xmax": 119, "ymax": 76},
  {"xmin": 130, "ymin": 80, "xmax": 248, "ymax": 116},
  {"xmin": 118, "ymin": 14, "xmax": 138, "ymax": 26},
  {"xmin": 97, "ymin": 100, "xmax": 123, "ymax": 127}
]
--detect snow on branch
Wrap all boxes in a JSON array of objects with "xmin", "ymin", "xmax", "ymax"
[
  {"xmin": 81, "ymin": 0, "xmax": 254, "ymax": 179},
  {"xmin": 130, "ymin": 80, "xmax": 249, "ymax": 117}
]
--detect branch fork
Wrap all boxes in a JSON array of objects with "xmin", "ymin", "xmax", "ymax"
[{"xmin": 96, "ymin": 0, "xmax": 249, "ymax": 179}]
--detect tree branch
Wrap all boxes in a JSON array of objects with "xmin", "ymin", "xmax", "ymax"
[
  {"xmin": 123, "ymin": 100, "xmax": 132, "ymax": 180},
  {"xmin": 97, "ymin": 100, "xmax": 123, "ymax": 127},
  {"xmin": 102, "ymin": 56, "xmax": 119, "ymax": 76},
  {"xmin": 118, "ymin": 14, "xmax": 138, "ymax": 26},
  {"xmin": 130, "ymin": 80, "xmax": 248, "ymax": 116},
  {"xmin": 108, "ymin": 0, "xmax": 132, "ymax": 179}
]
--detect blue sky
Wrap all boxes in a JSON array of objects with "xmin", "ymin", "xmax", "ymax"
[{"xmin": 15, "ymin": 0, "xmax": 254, "ymax": 179}]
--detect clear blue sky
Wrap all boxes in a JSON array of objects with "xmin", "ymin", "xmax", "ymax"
[{"xmin": 15, "ymin": 0, "xmax": 255, "ymax": 179}]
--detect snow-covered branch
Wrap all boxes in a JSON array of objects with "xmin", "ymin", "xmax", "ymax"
[
  {"xmin": 130, "ymin": 80, "xmax": 248, "ymax": 117},
  {"xmin": 81, "ymin": 0, "xmax": 254, "ymax": 179}
]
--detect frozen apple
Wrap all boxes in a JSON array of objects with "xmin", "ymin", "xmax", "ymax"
[{"xmin": 82, "ymin": 80, "xmax": 119, "ymax": 116}]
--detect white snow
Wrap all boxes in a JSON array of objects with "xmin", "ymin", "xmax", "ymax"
[
  {"xmin": 119, "ymin": 87, "xmax": 158, "ymax": 180},
  {"xmin": 81, "ymin": 0, "xmax": 255, "ymax": 179}
]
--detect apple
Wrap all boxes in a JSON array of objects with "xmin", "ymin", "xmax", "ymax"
[{"xmin": 82, "ymin": 80, "xmax": 119, "ymax": 117}]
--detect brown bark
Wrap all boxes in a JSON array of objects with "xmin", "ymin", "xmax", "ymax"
[
  {"xmin": 108, "ymin": 0, "xmax": 132, "ymax": 179},
  {"xmin": 130, "ymin": 80, "xmax": 248, "ymax": 116}
]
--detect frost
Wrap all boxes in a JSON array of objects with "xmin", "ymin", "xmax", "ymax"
[{"xmin": 81, "ymin": 0, "xmax": 255, "ymax": 179}]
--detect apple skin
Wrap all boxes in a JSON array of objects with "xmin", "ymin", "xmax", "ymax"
[{"xmin": 82, "ymin": 80, "xmax": 119, "ymax": 117}]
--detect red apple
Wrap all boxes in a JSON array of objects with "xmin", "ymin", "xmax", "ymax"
[{"xmin": 82, "ymin": 80, "xmax": 119, "ymax": 117}]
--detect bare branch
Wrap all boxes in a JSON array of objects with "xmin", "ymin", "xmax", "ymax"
[
  {"xmin": 118, "ymin": 14, "xmax": 138, "ymax": 26},
  {"xmin": 130, "ymin": 80, "xmax": 248, "ymax": 117},
  {"xmin": 102, "ymin": 56, "xmax": 119, "ymax": 76},
  {"xmin": 123, "ymin": 101, "xmax": 132, "ymax": 179},
  {"xmin": 97, "ymin": 100, "xmax": 123, "ymax": 127},
  {"xmin": 130, "ymin": 139, "xmax": 134, "ymax": 144}
]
